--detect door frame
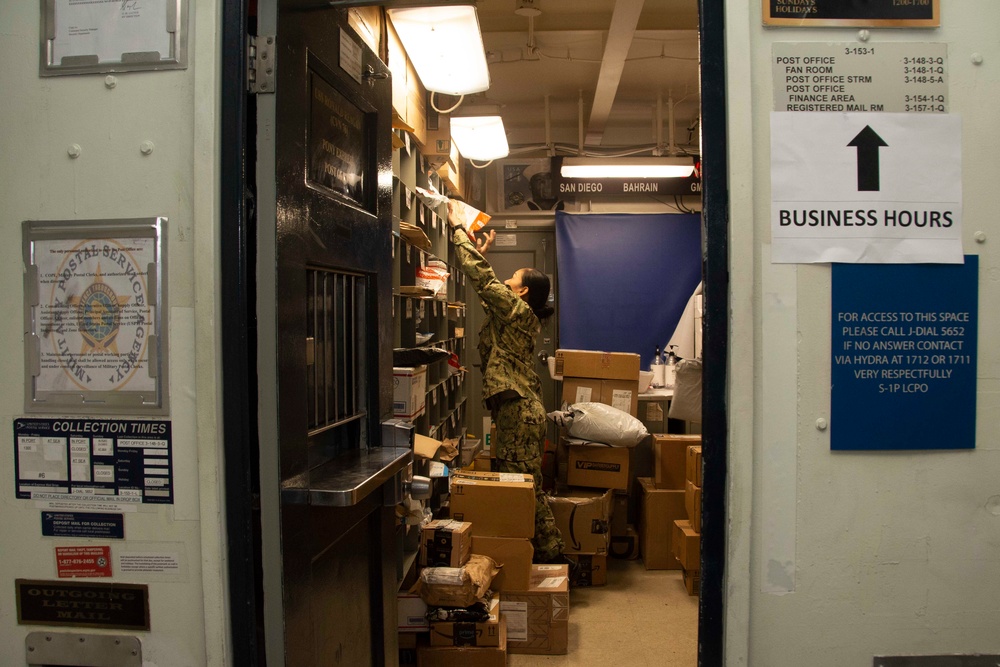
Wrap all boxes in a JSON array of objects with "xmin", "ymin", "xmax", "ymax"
[{"xmin": 219, "ymin": 1, "xmax": 731, "ymax": 665}]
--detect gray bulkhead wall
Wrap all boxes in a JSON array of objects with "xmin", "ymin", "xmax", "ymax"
[{"xmin": 0, "ymin": 3, "xmax": 230, "ymax": 666}]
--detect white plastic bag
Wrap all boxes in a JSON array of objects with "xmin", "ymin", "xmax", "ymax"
[
  {"xmin": 668, "ymin": 358, "xmax": 702, "ymax": 422},
  {"xmin": 547, "ymin": 402, "xmax": 648, "ymax": 447}
]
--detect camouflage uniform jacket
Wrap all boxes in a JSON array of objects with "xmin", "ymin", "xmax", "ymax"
[{"xmin": 451, "ymin": 227, "xmax": 542, "ymax": 404}]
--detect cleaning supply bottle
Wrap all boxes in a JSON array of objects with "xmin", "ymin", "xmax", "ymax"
[
  {"xmin": 651, "ymin": 346, "xmax": 665, "ymax": 388},
  {"xmin": 664, "ymin": 345, "xmax": 679, "ymax": 389}
]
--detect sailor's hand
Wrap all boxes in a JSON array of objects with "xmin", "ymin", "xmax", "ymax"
[{"xmin": 474, "ymin": 230, "xmax": 496, "ymax": 254}]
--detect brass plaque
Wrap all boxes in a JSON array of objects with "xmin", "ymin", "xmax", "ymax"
[{"xmin": 17, "ymin": 579, "xmax": 150, "ymax": 631}]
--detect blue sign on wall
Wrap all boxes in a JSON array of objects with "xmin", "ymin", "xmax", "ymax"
[
  {"xmin": 41, "ymin": 512, "xmax": 125, "ymax": 539},
  {"xmin": 831, "ymin": 256, "xmax": 978, "ymax": 450}
]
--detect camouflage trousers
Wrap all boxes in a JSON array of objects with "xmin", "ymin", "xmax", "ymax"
[{"xmin": 492, "ymin": 397, "xmax": 564, "ymax": 562}]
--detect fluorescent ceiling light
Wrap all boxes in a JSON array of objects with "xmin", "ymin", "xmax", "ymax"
[
  {"xmin": 450, "ymin": 115, "xmax": 509, "ymax": 161},
  {"xmin": 388, "ymin": 5, "xmax": 490, "ymax": 96},
  {"xmin": 560, "ymin": 157, "xmax": 696, "ymax": 179}
]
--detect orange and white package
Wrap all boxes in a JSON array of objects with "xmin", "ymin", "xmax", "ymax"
[{"xmin": 448, "ymin": 199, "xmax": 490, "ymax": 233}]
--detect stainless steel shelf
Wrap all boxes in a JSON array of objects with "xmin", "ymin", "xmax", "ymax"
[{"xmin": 281, "ymin": 446, "xmax": 412, "ymax": 507}]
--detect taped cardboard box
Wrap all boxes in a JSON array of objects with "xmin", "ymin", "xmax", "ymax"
[
  {"xmin": 565, "ymin": 442, "xmax": 631, "ymax": 491},
  {"xmin": 549, "ymin": 488, "xmax": 612, "ymax": 555},
  {"xmin": 471, "ymin": 536, "xmax": 532, "ymax": 592},
  {"xmin": 417, "ymin": 617, "xmax": 507, "ymax": 667},
  {"xmin": 565, "ymin": 553, "xmax": 607, "ymax": 587},
  {"xmin": 398, "ymin": 593, "xmax": 429, "ymax": 631},
  {"xmin": 450, "ymin": 471, "xmax": 535, "ymax": 539},
  {"xmin": 561, "ymin": 377, "xmax": 639, "ymax": 417},
  {"xmin": 672, "ymin": 519, "xmax": 701, "ymax": 571},
  {"xmin": 501, "ymin": 564, "xmax": 569, "ymax": 655},
  {"xmin": 638, "ymin": 477, "xmax": 685, "ymax": 570},
  {"xmin": 420, "ymin": 520, "xmax": 473, "ymax": 568},
  {"xmin": 685, "ymin": 480, "xmax": 703, "ymax": 533},
  {"xmin": 683, "ymin": 567, "xmax": 701, "ymax": 596},
  {"xmin": 554, "ymin": 349, "xmax": 640, "ymax": 381},
  {"xmin": 429, "ymin": 597, "xmax": 502, "ymax": 647},
  {"xmin": 653, "ymin": 434, "xmax": 702, "ymax": 490}
]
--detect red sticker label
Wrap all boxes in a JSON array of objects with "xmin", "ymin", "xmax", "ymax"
[{"xmin": 55, "ymin": 546, "xmax": 113, "ymax": 578}]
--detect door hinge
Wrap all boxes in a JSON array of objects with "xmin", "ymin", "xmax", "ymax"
[{"xmin": 247, "ymin": 34, "xmax": 276, "ymax": 94}]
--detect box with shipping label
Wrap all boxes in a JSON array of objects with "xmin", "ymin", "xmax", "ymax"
[
  {"xmin": 609, "ymin": 524, "xmax": 640, "ymax": 560},
  {"xmin": 672, "ymin": 519, "xmax": 701, "ymax": 571},
  {"xmin": 638, "ymin": 477, "xmax": 685, "ymax": 570},
  {"xmin": 685, "ymin": 480, "xmax": 703, "ymax": 533},
  {"xmin": 471, "ymin": 536, "xmax": 533, "ymax": 592},
  {"xmin": 398, "ymin": 593, "xmax": 429, "ymax": 631},
  {"xmin": 429, "ymin": 597, "xmax": 502, "ymax": 647},
  {"xmin": 686, "ymin": 445, "xmax": 702, "ymax": 487},
  {"xmin": 554, "ymin": 349, "xmax": 640, "ymax": 381},
  {"xmin": 549, "ymin": 488, "xmax": 612, "ymax": 554},
  {"xmin": 501, "ymin": 564, "xmax": 569, "ymax": 655},
  {"xmin": 417, "ymin": 617, "xmax": 507, "ymax": 666},
  {"xmin": 653, "ymin": 434, "xmax": 702, "ymax": 490},
  {"xmin": 420, "ymin": 520, "xmax": 473, "ymax": 568},
  {"xmin": 449, "ymin": 471, "xmax": 535, "ymax": 538},
  {"xmin": 394, "ymin": 366, "xmax": 428, "ymax": 419},
  {"xmin": 561, "ymin": 378, "xmax": 639, "ymax": 417},
  {"xmin": 565, "ymin": 552, "xmax": 607, "ymax": 587},
  {"xmin": 610, "ymin": 490, "xmax": 629, "ymax": 537},
  {"xmin": 566, "ymin": 443, "xmax": 630, "ymax": 491},
  {"xmin": 638, "ymin": 395, "xmax": 671, "ymax": 433}
]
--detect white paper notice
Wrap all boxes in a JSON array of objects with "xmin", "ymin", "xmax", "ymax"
[
  {"xmin": 52, "ymin": 0, "xmax": 172, "ymax": 64},
  {"xmin": 770, "ymin": 112, "xmax": 962, "ymax": 264}
]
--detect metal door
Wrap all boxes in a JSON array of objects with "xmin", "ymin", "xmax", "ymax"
[
  {"xmin": 466, "ymin": 226, "xmax": 559, "ymax": 453},
  {"xmin": 255, "ymin": 4, "xmax": 407, "ymax": 666}
]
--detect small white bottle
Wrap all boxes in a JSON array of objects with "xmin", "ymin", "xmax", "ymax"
[{"xmin": 651, "ymin": 346, "xmax": 665, "ymax": 388}]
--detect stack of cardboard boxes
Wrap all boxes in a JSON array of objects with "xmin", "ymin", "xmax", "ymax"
[
  {"xmin": 398, "ymin": 470, "xmax": 570, "ymax": 664},
  {"xmin": 638, "ymin": 434, "xmax": 702, "ymax": 581},
  {"xmin": 673, "ymin": 444, "xmax": 702, "ymax": 595},
  {"xmin": 551, "ymin": 349, "xmax": 641, "ymax": 584}
]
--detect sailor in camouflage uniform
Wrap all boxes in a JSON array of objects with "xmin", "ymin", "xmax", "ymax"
[{"xmin": 449, "ymin": 206, "xmax": 564, "ymax": 562}]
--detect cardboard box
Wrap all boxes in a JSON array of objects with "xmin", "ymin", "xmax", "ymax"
[
  {"xmin": 549, "ymin": 489, "xmax": 612, "ymax": 554},
  {"xmin": 449, "ymin": 471, "xmax": 535, "ymax": 538},
  {"xmin": 609, "ymin": 525, "xmax": 640, "ymax": 560},
  {"xmin": 394, "ymin": 366, "xmax": 428, "ymax": 419},
  {"xmin": 685, "ymin": 480, "xmax": 703, "ymax": 533},
  {"xmin": 672, "ymin": 519, "xmax": 701, "ymax": 571},
  {"xmin": 417, "ymin": 617, "xmax": 507, "ymax": 666},
  {"xmin": 610, "ymin": 490, "xmax": 629, "ymax": 537},
  {"xmin": 653, "ymin": 434, "xmax": 702, "ymax": 490},
  {"xmin": 501, "ymin": 564, "xmax": 569, "ymax": 655},
  {"xmin": 566, "ymin": 443, "xmax": 630, "ymax": 491},
  {"xmin": 686, "ymin": 445, "xmax": 703, "ymax": 487},
  {"xmin": 554, "ymin": 349, "xmax": 640, "ymax": 381},
  {"xmin": 638, "ymin": 395, "xmax": 671, "ymax": 433},
  {"xmin": 398, "ymin": 593, "xmax": 429, "ymax": 631},
  {"xmin": 561, "ymin": 377, "xmax": 638, "ymax": 417},
  {"xmin": 565, "ymin": 553, "xmax": 607, "ymax": 586},
  {"xmin": 429, "ymin": 597, "xmax": 502, "ymax": 647},
  {"xmin": 420, "ymin": 520, "xmax": 473, "ymax": 568},
  {"xmin": 638, "ymin": 477, "xmax": 686, "ymax": 570},
  {"xmin": 683, "ymin": 567, "xmax": 701, "ymax": 596},
  {"xmin": 471, "ymin": 536, "xmax": 532, "ymax": 592}
]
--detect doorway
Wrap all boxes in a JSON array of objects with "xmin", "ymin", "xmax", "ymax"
[{"xmin": 219, "ymin": 1, "xmax": 729, "ymax": 665}]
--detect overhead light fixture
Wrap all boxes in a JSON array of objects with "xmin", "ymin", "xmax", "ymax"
[
  {"xmin": 450, "ymin": 115, "xmax": 510, "ymax": 161},
  {"xmin": 560, "ymin": 157, "xmax": 696, "ymax": 179},
  {"xmin": 387, "ymin": 5, "xmax": 490, "ymax": 96}
]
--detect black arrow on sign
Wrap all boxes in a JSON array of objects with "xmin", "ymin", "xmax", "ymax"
[{"xmin": 847, "ymin": 125, "xmax": 888, "ymax": 191}]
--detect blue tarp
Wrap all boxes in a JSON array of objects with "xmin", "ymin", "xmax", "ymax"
[{"xmin": 555, "ymin": 212, "xmax": 702, "ymax": 368}]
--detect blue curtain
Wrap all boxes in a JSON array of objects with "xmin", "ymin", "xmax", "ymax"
[{"xmin": 555, "ymin": 212, "xmax": 702, "ymax": 368}]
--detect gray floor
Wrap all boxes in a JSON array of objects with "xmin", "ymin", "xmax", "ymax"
[{"xmin": 509, "ymin": 558, "xmax": 699, "ymax": 666}]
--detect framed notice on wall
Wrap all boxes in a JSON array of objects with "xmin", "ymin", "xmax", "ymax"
[
  {"xmin": 22, "ymin": 218, "xmax": 168, "ymax": 414},
  {"xmin": 763, "ymin": 0, "xmax": 939, "ymax": 28},
  {"xmin": 40, "ymin": 0, "xmax": 189, "ymax": 76}
]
